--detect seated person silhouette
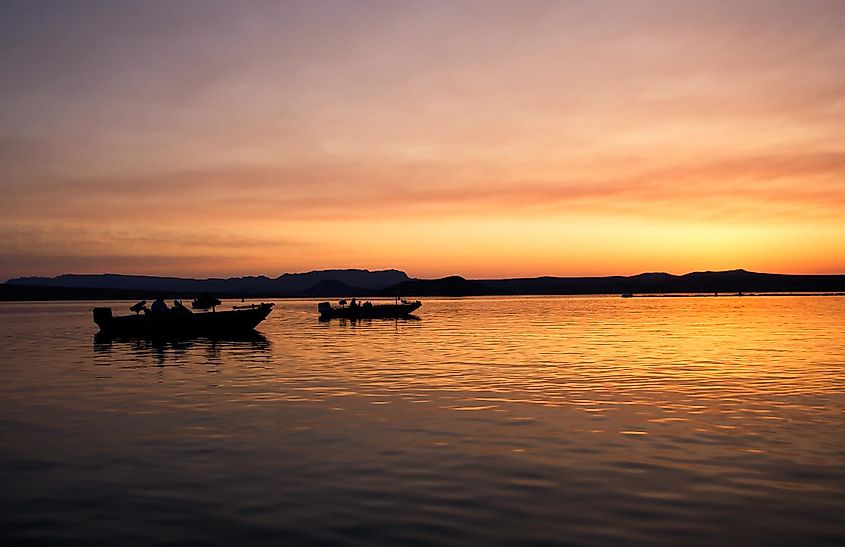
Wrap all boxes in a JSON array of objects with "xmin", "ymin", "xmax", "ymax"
[
  {"xmin": 171, "ymin": 299, "xmax": 192, "ymax": 316},
  {"xmin": 150, "ymin": 295, "xmax": 169, "ymax": 315}
]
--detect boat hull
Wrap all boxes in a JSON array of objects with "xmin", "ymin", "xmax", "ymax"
[
  {"xmin": 93, "ymin": 303, "xmax": 274, "ymax": 336},
  {"xmin": 318, "ymin": 301, "xmax": 421, "ymax": 320}
]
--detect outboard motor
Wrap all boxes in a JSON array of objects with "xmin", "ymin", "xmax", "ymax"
[
  {"xmin": 93, "ymin": 307, "xmax": 113, "ymax": 327},
  {"xmin": 318, "ymin": 302, "xmax": 332, "ymax": 315}
]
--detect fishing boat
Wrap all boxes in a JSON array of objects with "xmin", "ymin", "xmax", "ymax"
[
  {"xmin": 318, "ymin": 298, "xmax": 421, "ymax": 320},
  {"xmin": 93, "ymin": 301, "xmax": 274, "ymax": 336}
]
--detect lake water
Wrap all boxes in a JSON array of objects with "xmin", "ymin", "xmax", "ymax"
[{"xmin": 1, "ymin": 296, "xmax": 844, "ymax": 546}]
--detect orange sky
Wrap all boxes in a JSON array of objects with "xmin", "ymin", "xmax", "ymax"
[{"xmin": 1, "ymin": 1, "xmax": 844, "ymax": 280}]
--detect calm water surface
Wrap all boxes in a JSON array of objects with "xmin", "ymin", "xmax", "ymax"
[{"xmin": 1, "ymin": 296, "xmax": 844, "ymax": 546}]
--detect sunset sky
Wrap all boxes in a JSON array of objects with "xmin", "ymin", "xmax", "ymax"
[{"xmin": 2, "ymin": 0, "xmax": 844, "ymax": 280}]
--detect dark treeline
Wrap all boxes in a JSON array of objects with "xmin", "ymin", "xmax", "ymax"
[
  {"xmin": 6, "ymin": 269, "xmax": 409, "ymax": 295},
  {"xmin": 481, "ymin": 269, "xmax": 845, "ymax": 296},
  {"xmin": 0, "ymin": 285, "xmax": 270, "ymax": 302},
  {"xmin": 2, "ymin": 269, "xmax": 844, "ymax": 300}
]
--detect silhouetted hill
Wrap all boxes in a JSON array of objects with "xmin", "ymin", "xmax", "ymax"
[
  {"xmin": 0, "ymin": 284, "xmax": 192, "ymax": 302},
  {"xmin": 298, "ymin": 280, "xmax": 368, "ymax": 297},
  {"xmin": 483, "ymin": 275, "xmax": 625, "ymax": 295},
  {"xmin": 482, "ymin": 269, "xmax": 845, "ymax": 295},
  {"xmin": 675, "ymin": 269, "xmax": 845, "ymax": 293},
  {"xmin": 276, "ymin": 269, "xmax": 407, "ymax": 293},
  {"xmin": 7, "ymin": 274, "xmax": 267, "ymax": 293},
  {"xmin": 380, "ymin": 276, "xmax": 495, "ymax": 297},
  {"xmin": 3, "ymin": 269, "xmax": 843, "ymax": 300},
  {"xmin": 6, "ymin": 269, "xmax": 409, "ymax": 296}
]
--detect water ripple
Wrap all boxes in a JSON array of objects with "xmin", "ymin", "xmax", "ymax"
[{"xmin": 0, "ymin": 296, "xmax": 844, "ymax": 545}]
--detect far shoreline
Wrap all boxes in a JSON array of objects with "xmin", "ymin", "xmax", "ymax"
[
  {"xmin": 3, "ymin": 269, "xmax": 844, "ymax": 301},
  {"xmin": 1, "ymin": 286, "xmax": 843, "ymax": 303}
]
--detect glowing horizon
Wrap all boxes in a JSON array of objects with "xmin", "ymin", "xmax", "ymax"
[{"xmin": 2, "ymin": 1, "xmax": 844, "ymax": 281}]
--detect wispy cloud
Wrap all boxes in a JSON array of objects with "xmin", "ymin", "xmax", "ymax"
[{"xmin": 4, "ymin": 151, "xmax": 843, "ymax": 223}]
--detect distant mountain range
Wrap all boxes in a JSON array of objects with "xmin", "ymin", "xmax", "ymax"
[
  {"xmin": 481, "ymin": 269, "xmax": 845, "ymax": 295},
  {"xmin": 5, "ymin": 269, "xmax": 409, "ymax": 296},
  {"xmin": 2, "ymin": 268, "xmax": 844, "ymax": 301}
]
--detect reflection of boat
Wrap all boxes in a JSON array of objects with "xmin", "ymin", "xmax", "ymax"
[
  {"xmin": 93, "ymin": 330, "xmax": 271, "ymax": 366},
  {"xmin": 318, "ymin": 299, "xmax": 421, "ymax": 320},
  {"xmin": 93, "ymin": 303, "xmax": 274, "ymax": 336},
  {"xmin": 94, "ymin": 329, "xmax": 270, "ymax": 346}
]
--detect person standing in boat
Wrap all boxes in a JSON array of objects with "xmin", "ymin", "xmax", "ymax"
[{"xmin": 150, "ymin": 295, "xmax": 169, "ymax": 315}]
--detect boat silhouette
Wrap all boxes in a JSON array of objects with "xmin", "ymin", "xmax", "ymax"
[
  {"xmin": 93, "ymin": 301, "xmax": 274, "ymax": 336},
  {"xmin": 318, "ymin": 298, "xmax": 421, "ymax": 320}
]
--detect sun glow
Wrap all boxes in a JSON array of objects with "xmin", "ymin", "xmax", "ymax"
[{"xmin": 1, "ymin": 1, "xmax": 844, "ymax": 280}]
